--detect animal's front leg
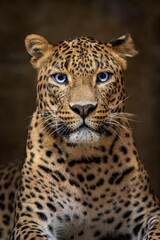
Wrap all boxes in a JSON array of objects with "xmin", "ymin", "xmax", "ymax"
[
  {"xmin": 10, "ymin": 221, "xmax": 58, "ymax": 240},
  {"xmin": 10, "ymin": 189, "xmax": 58, "ymax": 240},
  {"xmin": 146, "ymin": 219, "xmax": 160, "ymax": 240},
  {"xmin": 135, "ymin": 214, "xmax": 160, "ymax": 240}
]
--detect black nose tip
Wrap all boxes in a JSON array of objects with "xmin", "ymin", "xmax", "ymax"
[{"xmin": 70, "ymin": 104, "xmax": 97, "ymax": 119}]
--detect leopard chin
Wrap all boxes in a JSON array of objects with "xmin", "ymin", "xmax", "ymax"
[{"xmin": 67, "ymin": 127, "xmax": 100, "ymax": 144}]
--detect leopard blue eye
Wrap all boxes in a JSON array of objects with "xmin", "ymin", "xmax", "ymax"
[
  {"xmin": 97, "ymin": 72, "xmax": 112, "ymax": 83},
  {"xmin": 52, "ymin": 73, "xmax": 67, "ymax": 84}
]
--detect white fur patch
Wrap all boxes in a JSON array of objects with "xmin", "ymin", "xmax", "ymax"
[{"xmin": 68, "ymin": 127, "xmax": 100, "ymax": 144}]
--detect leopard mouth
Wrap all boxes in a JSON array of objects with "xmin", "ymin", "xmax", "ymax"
[
  {"xmin": 57, "ymin": 121, "xmax": 111, "ymax": 140},
  {"xmin": 57, "ymin": 122, "xmax": 97, "ymax": 138},
  {"xmin": 72, "ymin": 122, "xmax": 98, "ymax": 134}
]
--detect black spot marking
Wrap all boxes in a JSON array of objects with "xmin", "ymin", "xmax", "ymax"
[
  {"xmin": 113, "ymin": 154, "xmax": 118, "ymax": 163},
  {"xmin": 46, "ymin": 150, "xmax": 53, "ymax": 157},
  {"xmin": 134, "ymin": 214, "xmax": 144, "ymax": 223},
  {"xmin": 115, "ymin": 222, "xmax": 123, "ymax": 230},
  {"xmin": 87, "ymin": 174, "xmax": 95, "ymax": 181},
  {"xmin": 96, "ymin": 178, "xmax": 104, "ymax": 186},
  {"xmin": 77, "ymin": 174, "xmax": 84, "ymax": 182},
  {"xmin": 35, "ymin": 202, "xmax": 43, "ymax": 210},
  {"xmin": 37, "ymin": 212, "xmax": 47, "ymax": 221},
  {"xmin": 120, "ymin": 146, "xmax": 127, "ymax": 154},
  {"xmin": 54, "ymin": 170, "xmax": 66, "ymax": 181},
  {"xmin": 123, "ymin": 210, "xmax": 132, "ymax": 218},
  {"xmin": 133, "ymin": 223, "xmax": 143, "ymax": 236},
  {"xmin": 57, "ymin": 158, "xmax": 65, "ymax": 164},
  {"xmin": 94, "ymin": 230, "xmax": 101, "ymax": 237},
  {"xmin": 104, "ymin": 217, "xmax": 114, "ymax": 224},
  {"xmin": 109, "ymin": 136, "xmax": 118, "ymax": 155},
  {"xmin": 38, "ymin": 165, "xmax": 52, "ymax": 174},
  {"xmin": 108, "ymin": 172, "xmax": 119, "ymax": 184}
]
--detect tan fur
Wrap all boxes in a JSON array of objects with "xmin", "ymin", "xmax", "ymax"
[{"xmin": 0, "ymin": 34, "xmax": 159, "ymax": 240}]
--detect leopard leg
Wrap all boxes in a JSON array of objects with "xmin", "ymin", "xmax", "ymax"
[
  {"xmin": 10, "ymin": 221, "xmax": 58, "ymax": 240},
  {"xmin": 147, "ymin": 220, "xmax": 160, "ymax": 240},
  {"xmin": 136, "ymin": 214, "xmax": 160, "ymax": 240}
]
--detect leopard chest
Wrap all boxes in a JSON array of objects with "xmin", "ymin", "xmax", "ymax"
[
  {"xmin": 44, "ymin": 186, "xmax": 115, "ymax": 240},
  {"xmin": 36, "ymin": 169, "xmax": 135, "ymax": 240},
  {"xmin": 24, "ymin": 136, "xmax": 138, "ymax": 239}
]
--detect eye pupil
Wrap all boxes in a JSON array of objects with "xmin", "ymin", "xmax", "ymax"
[
  {"xmin": 97, "ymin": 72, "xmax": 110, "ymax": 82},
  {"xmin": 58, "ymin": 74, "xmax": 65, "ymax": 80},
  {"xmin": 53, "ymin": 73, "xmax": 67, "ymax": 84},
  {"xmin": 100, "ymin": 73, "xmax": 106, "ymax": 79}
]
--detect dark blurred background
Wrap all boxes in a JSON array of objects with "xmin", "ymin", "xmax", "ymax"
[{"xmin": 0, "ymin": 0, "xmax": 160, "ymax": 196}]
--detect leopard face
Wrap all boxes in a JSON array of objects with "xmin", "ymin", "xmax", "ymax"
[{"xmin": 25, "ymin": 34, "xmax": 137, "ymax": 144}]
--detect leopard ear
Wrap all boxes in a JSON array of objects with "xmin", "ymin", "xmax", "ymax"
[
  {"xmin": 25, "ymin": 34, "xmax": 53, "ymax": 69},
  {"xmin": 107, "ymin": 33, "xmax": 138, "ymax": 69}
]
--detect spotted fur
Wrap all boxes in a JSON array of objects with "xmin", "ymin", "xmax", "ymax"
[
  {"xmin": 0, "ymin": 161, "xmax": 21, "ymax": 240},
  {"xmin": 1, "ymin": 33, "xmax": 160, "ymax": 240}
]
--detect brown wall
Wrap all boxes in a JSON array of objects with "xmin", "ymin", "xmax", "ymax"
[{"xmin": 0, "ymin": 0, "xmax": 160, "ymax": 196}]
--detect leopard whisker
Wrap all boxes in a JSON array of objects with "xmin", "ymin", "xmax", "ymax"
[
  {"xmin": 40, "ymin": 120, "xmax": 62, "ymax": 134},
  {"xmin": 108, "ymin": 119, "xmax": 131, "ymax": 132},
  {"xmin": 110, "ymin": 96, "xmax": 130, "ymax": 112},
  {"xmin": 101, "ymin": 124, "xmax": 120, "ymax": 139},
  {"xmin": 109, "ymin": 112, "xmax": 139, "ymax": 123},
  {"xmin": 37, "ymin": 116, "xmax": 60, "ymax": 130},
  {"xmin": 101, "ymin": 122, "xmax": 125, "ymax": 143},
  {"xmin": 43, "ymin": 124, "xmax": 64, "ymax": 142}
]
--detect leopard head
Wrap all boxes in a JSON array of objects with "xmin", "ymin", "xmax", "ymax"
[{"xmin": 25, "ymin": 33, "xmax": 137, "ymax": 144}]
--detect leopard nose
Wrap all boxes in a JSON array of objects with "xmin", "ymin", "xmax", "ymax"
[{"xmin": 70, "ymin": 104, "xmax": 97, "ymax": 119}]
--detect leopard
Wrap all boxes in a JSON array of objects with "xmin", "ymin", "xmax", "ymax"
[{"xmin": 1, "ymin": 33, "xmax": 160, "ymax": 240}]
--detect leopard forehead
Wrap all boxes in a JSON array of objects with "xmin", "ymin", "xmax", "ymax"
[
  {"xmin": 25, "ymin": 33, "xmax": 137, "ymax": 72},
  {"xmin": 46, "ymin": 36, "xmax": 119, "ymax": 76}
]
